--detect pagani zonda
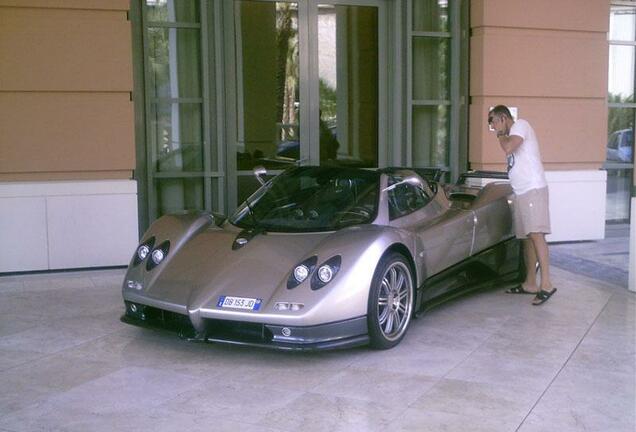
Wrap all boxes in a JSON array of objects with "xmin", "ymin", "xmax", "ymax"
[{"xmin": 122, "ymin": 167, "xmax": 522, "ymax": 350}]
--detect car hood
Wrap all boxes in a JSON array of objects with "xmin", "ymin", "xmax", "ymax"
[{"xmin": 140, "ymin": 225, "xmax": 331, "ymax": 311}]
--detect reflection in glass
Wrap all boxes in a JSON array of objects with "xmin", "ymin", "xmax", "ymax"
[
  {"xmin": 412, "ymin": 37, "xmax": 449, "ymax": 100},
  {"xmin": 608, "ymin": 45, "xmax": 635, "ymax": 104},
  {"xmin": 606, "ymin": 169, "xmax": 633, "ymax": 221},
  {"xmin": 152, "ymin": 103, "xmax": 203, "ymax": 171},
  {"xmin": 412, "ymin": 0, "xmax": 449, "ymax": 32},
  {"xmin": 235, "ymin": 1, "xmax": 300, "ymax": 171},
  {"xmin": 145, "ymin": 0, "xmax": 200, "ymax": 23},
  {"xmin": 156, "ymin": 178, "xmax": 204, "ymax": 216},
  {"xmin": 609, "ymin": 5, "xmax": 636, "ymax": 42},
  {"xmin": 607, "ymin": 108, "xmax": 634, "ymax": 164},
  {"xmin": 318, "ymin": 4, "xmax": 378, "ymax": 167},
  {"xmin": 412, "ymin": 105, "xmax": 449, "ymax": 167},
  {"xmin": 148, "ymin": 28, "xmax": 201, "ymax": 99}
]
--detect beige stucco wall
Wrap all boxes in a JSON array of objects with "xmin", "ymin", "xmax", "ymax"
[
  {"xmin": 469, "ymin": 0, "xmax": 610, "ymax": 171},
  {"xmin": 0, "ymin": 0, "xmax": 133, "ymax": 181}
]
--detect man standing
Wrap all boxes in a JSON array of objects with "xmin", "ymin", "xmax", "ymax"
[{"xmin": 488, "ymin": 105, "xmax": 556, "ymax": 305}]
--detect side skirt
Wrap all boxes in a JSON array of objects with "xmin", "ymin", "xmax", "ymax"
[{"xmin": 414, "ymin": 237, "xmax": 524, "ymax": 314}]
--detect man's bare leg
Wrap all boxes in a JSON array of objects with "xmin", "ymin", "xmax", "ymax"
[
  {"xmin": 522, "ymin": 238, "xmax": 539, "ymax": 293},
  {"xmin": 528, "ymin": 232, "xmax": 553, "ymax": 293}
]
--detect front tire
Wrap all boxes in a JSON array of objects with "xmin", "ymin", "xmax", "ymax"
[{"xmin": 367, "ymin": 252, "xmax": 414, "ymax": 349}]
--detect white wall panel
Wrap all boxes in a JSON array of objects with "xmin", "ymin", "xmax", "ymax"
[
  {"xmin": 0, "ymin": 180, "xmax": 138, "ymax": 272},
  {"xmin": 546, "ymin": 170, "xmax": 607, "ymax": 242},
  {"xmin": 47, "ymin": 194, "xmax": 138, "ymax": 269},
  {"xmin": 0, "ymin": 197, "xmax": 49, "ymax": 272}
]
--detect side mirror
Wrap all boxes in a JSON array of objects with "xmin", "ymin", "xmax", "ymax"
[
  {"xmin": 253, "ymin": 165, "xmax": 267, "ymax": 186},
  {"xmin": 382, "ymin": 176, "xmax": 421, "ymax": 193}
]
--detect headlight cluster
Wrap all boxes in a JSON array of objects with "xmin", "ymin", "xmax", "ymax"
[
  {"xmin": 132, "ymin": 236, "xmax": 170, "ymax": 270},
  {"xmin": 287, "ymin": 255, "xmax": 341, "ymax": 290},
  {"xmin": 133, "ymin": 237, "xmax": 155, "ymax": 265},
  {"xmin": 287, "ymin": 256, "xmax": 317, "ymax": 289}
]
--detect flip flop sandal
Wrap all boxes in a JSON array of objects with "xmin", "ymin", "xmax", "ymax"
[
  {"xmin": 505, "ymin": 285, "xmax": 535, "ymax": 294},
  {"xmin": 532, "ymin": 288, "xmax": 557, "ymax": 306}
]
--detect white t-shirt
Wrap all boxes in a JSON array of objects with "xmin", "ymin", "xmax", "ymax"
[{"xmin": 507, "ymin": 119, "xmax": 547, "ymax": 195}]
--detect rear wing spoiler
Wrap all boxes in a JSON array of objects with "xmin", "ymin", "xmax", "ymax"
[{"xmin": 457, "ymin": 170, "xmax": 508, "ymax": 185}]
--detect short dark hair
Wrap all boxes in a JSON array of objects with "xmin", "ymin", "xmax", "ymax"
[{"xmin": 488, "ymin": 105, "xmax": 512, "ymax": 124}]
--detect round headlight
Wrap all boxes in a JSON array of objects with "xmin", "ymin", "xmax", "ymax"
[
  {"xmin": 137, "ymin": 245, "xmax": 150, "ymax": 261},
  {"xmin": 317, "ymin": 265, "xmax": 334, "ymax": 283},
  {"xmin": 151, "ymin": 249, "xmax": 165, "ymax": 265},
  {"xmin": 293, "ymin": 265, "xmax": 309, "ymax": 283}
]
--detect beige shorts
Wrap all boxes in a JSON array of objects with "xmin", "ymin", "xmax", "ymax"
[{"xmin": 512, "ymin": 187, "xmax": 551, "ymax": 239}]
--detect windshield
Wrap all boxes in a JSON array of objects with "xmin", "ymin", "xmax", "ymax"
[{"xmin": 230, "ymin": 166, "xmax": 380, "ymax": 232}]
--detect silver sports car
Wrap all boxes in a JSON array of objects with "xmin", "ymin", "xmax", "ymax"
[{"xmin": 122, "ymin": 166, "xmax": 523, "ymax": 350}]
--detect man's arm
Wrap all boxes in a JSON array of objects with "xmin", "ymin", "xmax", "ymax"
[{"xmin": 497, "ymin": 133, "xmax": 523, "ymax": 155}]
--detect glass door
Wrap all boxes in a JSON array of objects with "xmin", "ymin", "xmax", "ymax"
[
  {"xmin": 310, "ymin": 2, "xmax": 385, "ymax": 168},
  {"xmin": 140, "ymin": 0, "xmax": 224, "ymax": 222},
  {"xmin": 227, "ymin": 0, "xmax": 386, "ymax": 209}
]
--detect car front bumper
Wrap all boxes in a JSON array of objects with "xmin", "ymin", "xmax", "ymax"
[{"xmin": 121, "ymin": 301, "xmax": 369, "ymax": 351}]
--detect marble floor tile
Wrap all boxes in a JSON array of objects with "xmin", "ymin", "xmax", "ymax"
[
  {"xmin": 391, "ymin": 407, "xmax": 518, "ymax": 432},
  {"xmin": 311, "ymin": 367, "xmax": 438, "ymax": 409},
  {"xmin": 349, "ymin": 339, "xmax": 473, "ymax": 377},
  {"xmin": 161, "ymin": 379, "xmax": 304, "ymax": 421},
  {"xmin": 0, "ymin": 321, "xmax": 108, "ymax": 355},
  {"xmin": 518, "ymin": 365, "xmax": 635, "ymax": 432},
  {"xmin": 0, "ymin": 352, "xmax": 121, "ymax": 416},
  {"xmin": 445, "ymin": 350, "xmax": 563, "ymax": 391},
  {"xmin": 258, "ymin": 392, "xmax": 396, "ymax": 432},
  {"xmin": 410, "ymin": 378, "xmax": 542, "ymax": 425},
  {"xmin": 0, "ymin": 348, "xmax": 45, "ymax": 372}
]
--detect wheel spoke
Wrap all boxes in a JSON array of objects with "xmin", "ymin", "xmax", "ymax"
[
  {"xmin": 389, "ymin": 268, "xmax": 397, "ymax": 290},
  {"xmin": 392, "ymin": 310, "xmax": 401, "ymax": 332},
  {"xmin": 384, "ymin": 311, "xmax": 394, "ymax": 333},
  {"xmin": 378, "ymin": 296, "xmax": 389, "ymax": 306},
  {"xmin": 378, "ymin": 307, "xmax": 389, "ymax": 325},
  {"xmin": 381, "ymin": 278, "xmax": 390, "ymax": 295},
  {"xmin": 395, "ymin": 272, "xmax": 405, "ymax": 291}
]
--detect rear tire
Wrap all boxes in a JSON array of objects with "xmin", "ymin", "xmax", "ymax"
[{"xmin": 367, "ymin": 252, "xmax": 414, "ymax": 349}]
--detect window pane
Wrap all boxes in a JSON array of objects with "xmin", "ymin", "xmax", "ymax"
[
  {"xmin": 318, "ymin": 4, "xmax": 378, "ymax": 168},
  {"xmin": 607, "ymin": 108, "xmax": 634, "ymax": 163},
  {"xmin": 412, "ymin": 105, "xmax": 449, "ymax": 167},
  {"xmin": 148, "ymin": 28, "xmax": 201, "ymax": 99},
  {"xmin": 608, "ymin": 45, "xmax": 635, "ymax": 104},
  {"xmin": 145, "ymin": 0, "xmax": 200, "ymax": 23},
  {"xmin": 412, "ymin": 37, "xmax": 450, "ymax": 100},
  {"xmin": 606, "ymin": 169, "xmax": 633, "ymax": 221},
  {"xmin": 609, "ymin": 5, "xmax": 636, "ymax": 41},
  {"xmin": 235, "ymin": 1, "xmax": 300, "ymax": 171},
  {"xmin": 152, "ymin": 103, "xmax": 203, "ymax": 172},
  {"xmin": 412, "ymin": 0, "xmax": 449, "ymax": 33},
  {"xmin": 156, "ymin": 178, "xmax": 204, "ymax": 216}
]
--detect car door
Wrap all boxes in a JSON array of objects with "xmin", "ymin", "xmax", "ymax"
[{"xmin": 387, "ymin": 175, "xmax": 474, "ymax": 278}]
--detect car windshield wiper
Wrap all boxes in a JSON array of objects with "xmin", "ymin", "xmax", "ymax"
[{"xmin": 244, "ymin": 197, "xmax": 265, "ymax": 233}]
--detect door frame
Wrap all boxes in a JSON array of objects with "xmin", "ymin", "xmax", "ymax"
[{"xmin": 223, "ymin": 0, "xmax": 389, "ymax": 211}]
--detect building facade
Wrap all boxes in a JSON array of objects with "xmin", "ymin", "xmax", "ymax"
[{"xmin": 0, "ymin": 0, "xmax": 633, "ymax": 274}]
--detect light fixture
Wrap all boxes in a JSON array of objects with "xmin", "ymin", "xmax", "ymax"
[
  {"xmin": 293, "ymin": 265, "xmax": 309, "ymax": 283},
  {"xmin": 151, "ymin": 249, "xmax": 165, "ymax": 265},
  {"xmin": 317, "ymin": 265, "xmax": 334, "ymax": 283}
]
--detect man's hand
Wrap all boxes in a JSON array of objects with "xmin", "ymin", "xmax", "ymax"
[{"xmin": 498, "ymin": 134, "xmax": 523, "ymax": 155}]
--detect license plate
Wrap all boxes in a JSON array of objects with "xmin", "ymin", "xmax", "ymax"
[{"xmin": 217, "ymin": 296, "xmax": 262, "ymax": 311}]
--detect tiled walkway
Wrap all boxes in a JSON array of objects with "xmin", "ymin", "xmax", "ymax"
[{"xmin": 0, "ymin": 236, "xmax": 634, "ymax": 431}]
